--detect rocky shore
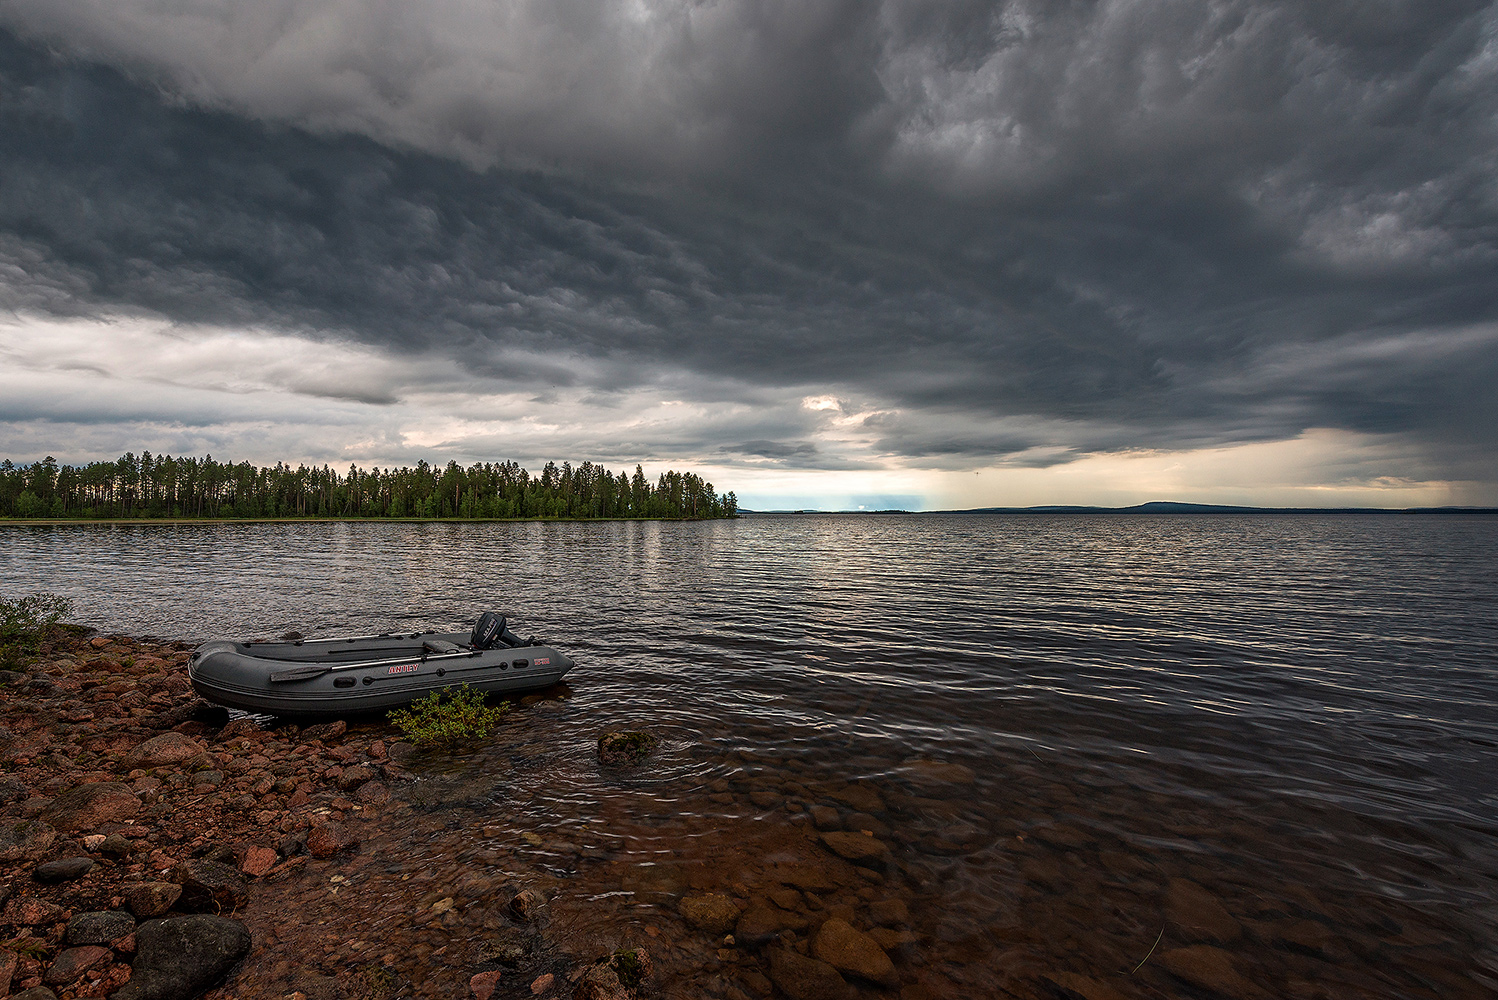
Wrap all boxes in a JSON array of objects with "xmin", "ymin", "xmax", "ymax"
[{"xmin": 0, "ymin": 630, "xmax": 663, "ymax": 1000}]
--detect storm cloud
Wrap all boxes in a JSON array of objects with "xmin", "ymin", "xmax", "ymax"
[{"xmin": 0, "ymin": 1, "xmax": 1495, "ymax": 500}]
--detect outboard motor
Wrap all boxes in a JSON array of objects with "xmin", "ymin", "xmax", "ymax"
[{"xmin": 470, "ymin": 612, "xmax": 530, "ymax": 649}]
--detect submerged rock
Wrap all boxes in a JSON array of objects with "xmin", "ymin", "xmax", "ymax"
[
  {"xmin": 766, "ymin": 947, "xmax": 854, "ymax": 1000},
  {"xmin": 597, "ymin": 732, "xmax": 657, "ymax": 766},
  {"xmin": 811, "ymin": 918, "xmax": 898, "ymax": 987},
  {"xmin": 573, "ymin": 947, "xmax": 653, "ymax": 1000},
  {"xmin": 113, "ymin": 915, "xmax": 251, "ymax": 1000},
  {"xmin": 678, "ymin": 893, "xmax": 740, "ymax": 936}
]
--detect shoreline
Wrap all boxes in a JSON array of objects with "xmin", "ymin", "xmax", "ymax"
[
  {"xmin": 0, "ymin": 516, "xmax": 731, "ymax": 526},
  {"xmin": 0, "ymin": 628, "xmax": 592, "ymax": 999}
]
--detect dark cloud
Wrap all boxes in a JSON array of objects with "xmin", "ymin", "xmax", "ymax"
[{"xmin": 0, "ymin": 2, "xmax": 1495, "ymax": 487}]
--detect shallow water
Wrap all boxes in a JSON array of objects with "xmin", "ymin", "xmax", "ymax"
[{"xmin": 4, "ymin": 513, "xmax": 1498, "ymax": 997}]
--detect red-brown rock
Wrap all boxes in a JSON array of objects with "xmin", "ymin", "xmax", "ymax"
[
  {"xmin": 121, "ymin": 881, "xmax": 182, "ymax": 918},
  {"xmin": 307, "ymin": 820, "xmax": 359, "ymax": 858},
  {"xmin": 3, "ymin": 896, "xmax": 68, "ymax": 925},
  {"xmin": 470, "ymin": 968, "xmax": 503, "ymax": 999},
  {"xmin": 125, "ymin": 732, "xmax": 204, "ymax": 768},
  {"xmin": 240, "ymin": 846, "xmax": 279, "ymax": 877},
  {"xmin": 44, "ymin": 944, "xmax": 112, "ymax": 986},
  {"xmin": 811, "ymin": 917, "xmax": 898, "ymax": 987},
  {"xmin": 39, "ymin": 782, "xmax": 140, "ymax": 832}
]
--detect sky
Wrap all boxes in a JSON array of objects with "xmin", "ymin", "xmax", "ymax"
[{"xmin": 1, "ymin": 1, "xmax": 1495, "ymax": 511}]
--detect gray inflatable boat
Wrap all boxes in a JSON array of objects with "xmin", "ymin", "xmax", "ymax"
[{"xmin": 187, "ymin": 612, "xmax": 574, "ymax": 717}]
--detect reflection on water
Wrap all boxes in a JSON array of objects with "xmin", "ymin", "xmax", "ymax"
[{"xmin": 4, "ymin": 514, "xmax": 1498, "ymax": 996}]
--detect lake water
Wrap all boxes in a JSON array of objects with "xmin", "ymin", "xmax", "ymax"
[{"xmin": 3, "ymin": 514, "xmax": 1497, "ymax": 998}]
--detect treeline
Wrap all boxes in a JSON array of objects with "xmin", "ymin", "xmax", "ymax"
[{"xmin": 0, "ymin": 453, "xmax": 737, "ymax": 520}]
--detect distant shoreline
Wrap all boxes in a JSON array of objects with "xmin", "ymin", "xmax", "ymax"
[
  {"xmin": 738, "ymin": 503, "xmax": 1498, "ymax": 515},
  {"xmin": 0, "ymin": 515, "xmax": 732, "ymax": 526}
]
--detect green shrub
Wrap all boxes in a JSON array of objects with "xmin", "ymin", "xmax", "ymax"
[
  {"xmin": 0, "ymin": 591, "xmax": 74, "ymax": 660},
  {"xmin": 386, "ymin": 684, "xmax": 510, "ymax": 748}
]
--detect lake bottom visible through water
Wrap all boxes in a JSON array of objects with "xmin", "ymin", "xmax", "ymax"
[{"xmin": 2, "ymin": 514, "xmax": 1496, "ymax": 998}]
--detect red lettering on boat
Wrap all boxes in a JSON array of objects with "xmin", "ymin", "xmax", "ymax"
[
  {"xmin": 534, "ymin": 657, "xmax": 550, "ymax": 665},
  {"xmin": 387, "ymin": 663, "xmax": 420, "ymax": 674}
]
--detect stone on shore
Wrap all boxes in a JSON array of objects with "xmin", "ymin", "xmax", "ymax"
[
  {"xmin": 125, "ymin": 733, "xmax": 204, "ymax": 769},
  {"xmin": 597, "ymin": 731, "xmax": 657, "ymax": 766},
  {"xmin": 300, "ymin": 720, "xmax": 347, "ymax": 743},
  {"xmin": 811, "ymin": 918, "xmax": 898, "ymax": 987},
  {"xmin": 3, "ymin": 897, "xmax": 68, "ymax": 925},
  {"xmin": 307, "ymin": 821, "xmax": 360, "ymax": 858},
  {"xmin": 66, "ymin": 910, "xmax": 136, "ymax": 945},
  {"xmin": 33, "ymin": 856, "xmax": 94, "ymax": 884},
  {"xmin": 678, "ymin": 893, "xmax": 740, "ymax": 936},
  {"xmin": 239, "ymin": 846, "xmax": 279, "ymax": 877},
  {"xmin": 122, "ymin": 882, "xmax": 183, "ymax": 919},
  {"xmin": 470, "ymin": 969, "xmax": 503, "ymax": 1000},
  {"xmin": 170, "ymin": 859, "xmax": 249, "ymax": 913},
  {"xmin": 43, "ymin": 945, "xmax": 112, "ymax": 986},
  {"xmin": 0, "ymin": 820, "xmax": 57, "ymax": 862},
  {"xmin": 112, "ymin": 915, "xmax": 252, "ymax": 1000},
  {"xmin": 766, "ymin": 947, "xmax": 854, "ymax": 1000},
  {"xmin": 39, "ymin": 782, "xmax": 140, "ymax": 832}
]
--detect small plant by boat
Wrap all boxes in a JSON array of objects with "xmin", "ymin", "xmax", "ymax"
[
  {"xmin": 0, "ymin": 591, "xmax": 74, "ymax": 665},
  {"xmin": 386, "ymin": 684, "xmax": 510, "ymax": 748}
]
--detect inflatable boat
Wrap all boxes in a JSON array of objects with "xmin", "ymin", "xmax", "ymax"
[{"xmin": 187, "ymin": 612, "xmax": 574, "ymax": 717}]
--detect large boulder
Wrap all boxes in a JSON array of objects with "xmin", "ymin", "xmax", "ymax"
[
  {"xmin": 112, "ymin": 915, "xmax": 251, "ymax": 1000},
  {"xmin": 39, "ymin": 783, "xmax": 139, "ymax": 832}
]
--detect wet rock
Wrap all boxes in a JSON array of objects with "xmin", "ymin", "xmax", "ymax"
[
  {"xmin": 766, "ymin": 947, "xmax": 854, "ymax": 1000},
  {"xmin": 1166, "ymin": 878, "xmax": 1241, "ymax": 943},
  {"xmin": 113, "ymin": 914, "xmax": 252, "ymax": 1000},
  {"xmin": 39, "ymin": 782, "xmax": 140, "ymax": 832},
  {"xmin": 33, "ymin": 856, "xmax": 94, "ymax": 884},
  {"xmin": 471, "ymin": 969, "xmax": 503, "ymax": 1000},
  {"xmin": 170, "ymin": 859, "xmax": 249, "ymax": 913},
  {"xmin": 532, "ymin": 972, "xmax": 555, "ymax": 993},
  {"xmin": 337, "ymin": 765, "xmax": 376, "ymax": 791},
  {"xmin": 736, "ymin": 903, "xmax": 808, "ymax": 942},
  {"xmin": 819, "ymin": 831, "xmax": 888, "ymax": 865},
  {"xmin": 809, "ymin": 805, "xmax": 841, "ymax": 830},
  {"xmin": 122, "ymin": 881, "xmax": 183, "ymax": 918},
  {"xmin": 897, "ymin": 760, "xmax": 976, "ymax": 791},
  {"xmin": 0, "ymin": 820, "xmax": 57, "ymax": 862},
  {"xmin": 3, "ymin": 896, "xmax": 68, "ymax": 925},
  {"xmin": 125, "ymin": 733, "xmax": 204, "ymax": 769},
  {"xmin": 66, "ymin": 910, "xmax": 136, "ymax": 945},
  {"xmin": 827, "ymin": 784, "xmax": 884, "ymax": 814},
  {"xmin": 867, "ymin": 898, "xmax": 910, "ymax": 926},
  {"xmin": 478, "ymin": 927, "xmax": 533, "ymax": 965},
  {"xmin": 509, "ymin": 888, "xmax": 548, "ymax": 924},
  {"xmin": 679, "ymin": 893, "xmax": 740, "ymax": 936},
  {"xmin": 597, "ymin": 731, "xmax": 657, "ymax": 766},
  {"xmin": 307, "ymin": 821, "xmax": 360, "ymax": 858},
  {"xmin": 573, "ymin": 947, "xmax": 653, "ymax": 1000},
  {"xmin": 1156, "ymin": 945, "xmax": 1271, "ymax": 1000},
  {"xmin": 811, "ymin": 917, "xmax": 898, "ymax": 987},
  {"xmin": 1040, "ymin": 971, "xmax": 1130, "ymax": 1000},
  {"xmin": 866, "ymin": 927, "xmax": 916, "ymax": 951},
  {"xmin": 356, "ymin": 780, "xmax": 391, "ymax": 804},
  {"xmin": 240, "ymin": 845, "xmax": 279, "ymax": 877},
  {"xmin": 43, "ymin": 944, "xmax": 112, "ymax": 986},
  {"xmin": 301, "ymin": 720, "xmax": 347, "ymax": 743}
]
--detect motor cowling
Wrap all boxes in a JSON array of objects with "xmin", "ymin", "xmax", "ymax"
[{"xmin": 471, "ymin": 612, "xmax": 506, "ymax": 649}]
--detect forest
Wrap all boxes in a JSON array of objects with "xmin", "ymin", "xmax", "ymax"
[{"xmin": 0, "ymin": 453, "xmax": 737, "ymax": 520}]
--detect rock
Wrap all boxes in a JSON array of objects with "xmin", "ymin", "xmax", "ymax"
[
  {"xmin": 170, "ymin": 859, "xmax": 249, "ymax": 912},
  {"xmin": 827, "ymin": 784, "xmax": 884, "ymax": 814},
  {"xmin": 33, "ymin": 856, "xmax": 95, "ymax": 884},
  {"xmin": 471, "ymin": 969, "xmax": 503, "ymax": 1000},
  {"xmin": 99, "ymin": 833, "xmax": 134, "ymax": 858},
  {"xmin": 125, "ymin": 733, "xmax": 204, "ymax": 769},
  {"xmin": 300, "ymin": 721, "xmax": 347, "ymax": 743},
  {"xmin": 3, "ymin": 896, "xmax": 68, "ymax": 925},
  {"xmin": 510, "ymin": 888, "xmax": 548, "ymax": 924},
  {"xmin": 809, "ymin": 805, "xmax": 841, "ymax": 830},
  {"xmin": 66, "ymin": 910, "xmax": 136, "ymax": 945},
  {"xmin": 240, "ymin": 846, "xmax": 279, "ymax": 877},
  {"xmin": 866, "ymin": 927, "xmax": 916, "ymax": 951},
  {"xmin": 43, "ymin": 945, "xmax": 112, "ymax": 986},
  {"xmin": 122, "ymin": 881, "xmax": 183, "ymax": 918},
  {"xmin": 819, "ymin": 831, "xmax": 888, "ymax": 865},
  {"xmin": 867, "ymin": 898, "xmax": 910, "ymax": 926},
  {"xmin": 597, "ymin": 731, "xmax": 657, "ymax": 766},
  {"xmin": 1, "ymin": 947, "xmax": 15, "ymax": 996},
  {"xmin": 766, "ymin": 947, "xmax": 854, "ymax": 1000},
  {"xmin": 478, "ymin": 927, "xmax": 533, "ymax": 965},
  {"xmin": 678, "ymin": 893, "xmax": 740, "ymax": 936},
  {"xmin": 1156, "ymin": 945, "xmax": 1272, "ymax": 1000},
  {"xmin": 1040, "ymin": 971, "xmax": 1130, "ymax": 1000},
  {"xmin": 0, "ymin": 777, "xmax": 27, "ymax": 804},
  {"xmin": 896, "ymin": 760, "xmax": 976, "ymax": 790},
  {"xmin": 736, "ymin": 904, "xmax": 808, "ymax": 942},
  {"xmin": 39, "ymin": 782, "xmax": 140, "ymax": 832},
  {"xmin": 217, "ymin": 718, "xmax": 262, "ymax": 741},
  {"xmin": 337, "ymin": 765, "xmax": 376, "ymax": 791},
  {"xmin": 112, "ymin": 915, "xmax": 252, "ymax": 1000},
  {"xmin": 1, "ymin": 820, "xmax": 58, "ymax": 862},
  {"xmin": 11, "ymin": 988, "xmax": 60, "ymax": 1000},
  {"xmin": 307, "ymin": 821, "xmax": 360, "ymax": 858},
  {"xmin": 531, "ymin": 972, "xmax": 555, "ymax": 993},
  {"xmin": 355, "ymin": 781, "xmax": 391, "ymax": 804},
  {"xmin": 811, "ymin": 918, "xmax": 897, "ymax": 987},
  {"xmin": 573, "ymin": 948, "xmax": 652, "ymax": 1000},
  {"xmin": 1166, "ymin": 878, "xmax": 1241, "ymax": 943}
]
